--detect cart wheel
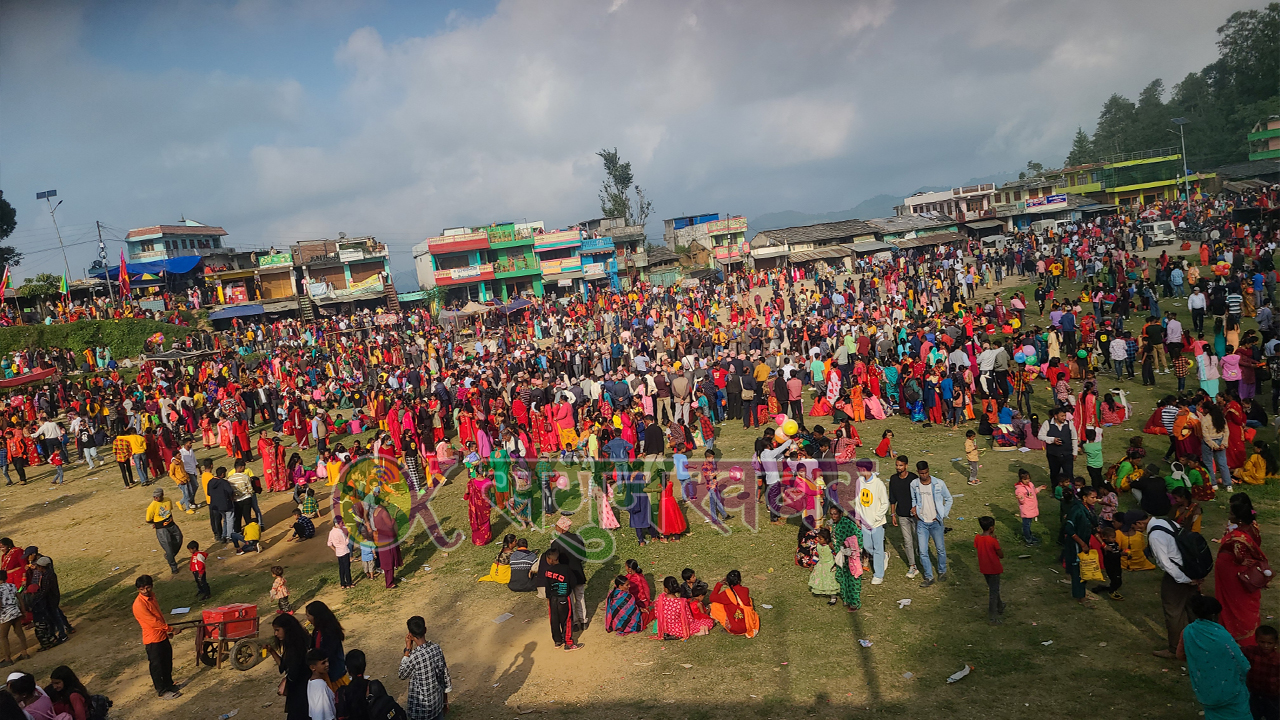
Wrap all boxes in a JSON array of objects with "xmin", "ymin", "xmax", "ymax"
[
  {"xmin": 199, "ymin": 641, "xmax": 218, "ymax": 667},
  {"xmin": 230, "ymin": 639, "xmax": 261, "ymax": 671}
]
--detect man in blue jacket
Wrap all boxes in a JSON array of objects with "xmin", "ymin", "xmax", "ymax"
[{"xmin": 910, "ymin": 460, "xmax": 953, "ymax": 588}]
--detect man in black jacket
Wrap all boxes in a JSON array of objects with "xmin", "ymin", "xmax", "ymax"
[
  {"xmin": 642, "ymin": 415, "xmax": 664, "ymax": 465},
  {"xmin": 206, "ymin": 469, "xmax": 243, "ymax": 549}
]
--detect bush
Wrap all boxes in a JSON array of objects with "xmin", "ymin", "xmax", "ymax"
[{"xmin": 0, "ymin": 319, "xmax": 198, "ymax": 358}]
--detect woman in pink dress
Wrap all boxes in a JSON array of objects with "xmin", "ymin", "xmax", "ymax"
[{"xmin": 655, "ymin": 576, "xmax": 713, "ymax": 639}]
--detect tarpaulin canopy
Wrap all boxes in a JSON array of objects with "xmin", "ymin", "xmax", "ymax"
[
  {"xmin": 500, "ymin": 298, "xmax": 532, "ymax": 314},
  {"xmin": 461, "ymin": 301, "xmax": 495, "ymax": 314},
  {"xmin": 90, "ymin": 255, "xmax": 203, "ymax": 280},
  {"xmin": 208, "ymin": 304, "xmax": 264, "ymax": 320}
]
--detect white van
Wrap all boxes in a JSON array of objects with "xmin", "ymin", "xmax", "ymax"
[
  {"xmin": 1140, "ymin": 220, "xmax": 1176, "ymax": 246},
  {"xmin": 1030, "ymin": 219, "xmax": 1056, "ymax": 235}
]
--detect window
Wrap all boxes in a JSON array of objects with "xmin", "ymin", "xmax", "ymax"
[
  {"xmin": 1028, "ymin": 188, "xmax": 1039, "ymax": 199},
  {"xmin": 1013, "ymin": 191, "xmax": 1021, "ymax": 202}
]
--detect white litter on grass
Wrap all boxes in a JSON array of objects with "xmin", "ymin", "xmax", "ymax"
[
  {"xmin": 170, "ymin": 607, "xmax": 190, "ymax": 615},
  {"xmin": 946, "ymin": 665, "xmax": 971, "ymax": 683},
  {"xmin": 950, "ymin": 458, "xmax": 962, "ymax": 462},
  {"xmin": 493, "ymin": 613, "xmax": 514, "ymax": 624},
  {"xmin": 952, "ymin": 494, "xmax": 965, "ymax": 498},
  {"xmin": 1019, "ymin": 447, "xmax": 1032, "ymax": 453},
  {"xmin": 897, "ymin": 599, "xmax": 912, "ymax": 608},
  {"xmin": 760, "ymin": 604, "xmax": 773, "ymax": 609},
  {"xmin": 902, "ymin": 672, "xmax": 914, "ymax": 679},
  {"xmin": 858, "ymin": 639, "xmax": 872, "ymax": 647},
  {"xmin": 1041, "ymin": 641, "xmax": 1054, "ymax": 646},
  {"xmin": 680, "ymin": 664, "xmax": 693, "ymax": 668}
]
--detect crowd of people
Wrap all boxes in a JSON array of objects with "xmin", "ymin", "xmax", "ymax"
[{"xmin": 0, "ymin": 185, "xmax": 1276, "ymax": 717}]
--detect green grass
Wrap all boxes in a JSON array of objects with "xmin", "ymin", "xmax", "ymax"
[{"xmin": 24, "ymin": 270, "xmax": 1278, "ymax": 719}]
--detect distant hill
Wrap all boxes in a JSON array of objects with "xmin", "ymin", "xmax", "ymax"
[{"xmin": 748, "ymin": 170, "xmax": 1018, "ymax": 239}]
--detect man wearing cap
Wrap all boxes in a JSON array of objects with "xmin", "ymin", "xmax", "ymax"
[
  {"xmin": 132, "ymin": 575, "xmax": 182, "ymax": 699},
  {"xmin": 546, "ymin": 516, "xmax": 588, "ymax": 631},
  {"xmin": 145, "ymin": 488, "xmax": 184, "ymax": 575}
]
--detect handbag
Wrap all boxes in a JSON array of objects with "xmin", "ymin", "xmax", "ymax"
[
  {"xmin": 1077, "ymin": 550, "xmax": 1105, "ymax": 582},
  {"xmin": 1238, "ymin": 560, "xmax": 1274, "ymax": 592}
]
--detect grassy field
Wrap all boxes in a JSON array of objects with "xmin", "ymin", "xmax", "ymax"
[{"xmin": 2, "ymin": 270, "xmax": 1274, "ymax": 720}]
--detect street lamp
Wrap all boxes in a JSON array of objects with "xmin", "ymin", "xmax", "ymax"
[
  {"xmin": 35, "ymin": 190, "xmax": 73, "ymax": 282},
  {"xmin": 1171, "ymin": 118, "xmax": 1191, "ymax": 202}
]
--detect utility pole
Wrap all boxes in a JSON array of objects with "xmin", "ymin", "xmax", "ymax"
[
  {"xmin": 97, "ymin": 221, "xmax": 115, "ymax": 305},
  {"xmin": 1171, "ymin": 118, "xmax": 1191, "ymax": 201},
  {"xmin": 36, "ymin": 190, "xmax": 72, "ymax": 282}
]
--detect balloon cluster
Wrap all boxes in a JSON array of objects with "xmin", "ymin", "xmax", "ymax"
[
  {"xmin": 1213, "ymin": 261, "xmax": 1231, "ymax": 277},
  {"xmin": 1013, "ymin": 343, "xmax": 1038, "ymax": 365},
  {"xmin": 772, "ymin": 414, "xmax": 800, "ymax": 443}
]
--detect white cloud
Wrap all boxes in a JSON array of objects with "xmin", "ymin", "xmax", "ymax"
[{"xmin": 0, "ymin": 0, "xmax": 1262, "ymax": 283}]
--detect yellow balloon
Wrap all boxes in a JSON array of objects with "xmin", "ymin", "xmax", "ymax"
[{"xmin": 783, "ymin": 419, "xmax": 799, "ymax": 436}]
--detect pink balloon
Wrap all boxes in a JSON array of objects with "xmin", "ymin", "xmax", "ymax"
[
  {"xmin": 774, "ymin": 414, "xmax": 788, "ymax": 426},
  {"xmin": 555, "ymin": 475, "xmax": 571, "ymax": 491}
]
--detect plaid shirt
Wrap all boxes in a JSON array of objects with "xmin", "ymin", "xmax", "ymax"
[
  {"xmin": 1244, "ymin": 645, "xmax": 1280, "ymax": 698},
  {"xmin": 1125, "ymin": 338, "xmax": 1138, "ymax": 361},
  {"xmin": 113, "ymin": 435, "xmax": 132, "ymax": 463},
  {"xmin": 398, "ymin": 640, "xmax": 451, "ymax": 720},
  {"xmin": 1172, "ymin": 356, "xmax": 1192, "ymax": 378}
]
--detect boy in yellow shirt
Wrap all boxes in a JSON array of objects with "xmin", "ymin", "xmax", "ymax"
[{"xmin": 168, "ymin": 455, "xmax": 195, "ymax": 514}]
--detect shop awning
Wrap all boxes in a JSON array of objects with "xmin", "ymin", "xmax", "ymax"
[
  {"xmin": 789, "ymin": 246, "xmax": 851, "ymax": 263},
  {"xmin": 500, "ymin": 298, "xmax": 533, "ymax": 314},
  {"xmin": 262, "ymin": 300, "xmax": 299, "ymax": 313},
  {"xmin": 963, "ymin": 219, "xmax": 1004, "ymax": 230},
  {"xmin": 208, "ymin": 304, "xmax": 264, "ymax": 320},
  {"xmin": 751, "ymin": 245, "xmax": 790, "ymax": 259},
  {"xmin": 892, "ymin": 231, "xmax": 966, "ymax": 249}
]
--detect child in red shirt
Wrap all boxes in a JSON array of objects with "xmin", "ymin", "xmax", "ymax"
[
  {"xmin": 974, "ymin": 516, "xmax": 1004, "ymax": 624},
  {"xmin": 187, "ymin": 540, "xmax": 211, "ymax": 601}
]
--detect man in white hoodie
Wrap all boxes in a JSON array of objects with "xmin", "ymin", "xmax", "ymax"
[{"xmin": 853, "ymin": 460, "xmax": 890, "ymax": 585}]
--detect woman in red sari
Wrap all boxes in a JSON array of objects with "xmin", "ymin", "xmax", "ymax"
[
  {"xmin": 657, "ymin": 472, "xmax": 687, "ymax": 540},
  {"xmin": 0, "ymin": 540, "xmax": 24, "ymax": 587},
  {"xmin": 655, "ymin": 576, "xmax": 713, "ymax": 639},
  {"xmin": 624, "ymin": 559, "xmax": 654, "ymax": 627},
  {"xmin": 1223, "ymin": 395, "xmax": 1248, "ymax": 470},
  {"xmin": 464, "ymin": 475, "xmax": 493, "ymax": 546},
  {"xmin": 1216, "ymin": 493, "xmax": 1269, "ymax": 644},
  {"xmin": 709, "ymin": 570, "xmax": 759, "ymax": 638}
]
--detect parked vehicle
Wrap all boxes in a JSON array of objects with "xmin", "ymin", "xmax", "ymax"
[{"xmin": 1140, "ymin": 220, "xmax": 1177, "ymax": 246}]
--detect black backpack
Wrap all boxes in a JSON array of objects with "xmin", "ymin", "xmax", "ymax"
[
  {"xmin": 88, "ymin": 693, "xmax": 112, "ymax": 720},
  {"xmin": 1145, "ymin": 520, "xmax": 1214, "ymax": 580},
  {"xmin": 366, "ymin": 680, "xmax": 408, "ymax": 720}
]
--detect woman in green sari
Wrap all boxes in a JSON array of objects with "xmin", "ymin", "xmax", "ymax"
[
  {"xmin": 1183, "ymin": 594, "xmax": 1251, "ymax": 720},
  {"xmin": 827, "ymin": 505, "xmax": 863, "ymax": 612}
]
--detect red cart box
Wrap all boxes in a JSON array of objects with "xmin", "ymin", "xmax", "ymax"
[{"xmin": 202, "ymin": 604, "xmax": 258, "ymax": 641}]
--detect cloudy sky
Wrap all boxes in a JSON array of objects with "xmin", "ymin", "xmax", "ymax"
[{"xmin": 0, "ymin": 0, "xmax": 1260, "ymax": 284}]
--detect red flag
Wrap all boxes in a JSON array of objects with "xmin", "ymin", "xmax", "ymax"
[{"xmin": 119, "ymin": 250, "xmax": 130, "ymax": 298}]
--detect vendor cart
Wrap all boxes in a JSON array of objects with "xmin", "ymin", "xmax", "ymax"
[{"xmin": 174, "ymin": 603, "xmax": 265, "ymax": 671}]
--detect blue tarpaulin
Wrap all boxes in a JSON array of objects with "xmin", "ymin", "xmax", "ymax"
[
  {"xmin": 500, "ymin": 298, "xmax": 532, "ymax": 313},
  {"xmin": 90, "ymin": 255, "xmax": 203, "ymax": 280},
  {"xmin": 208, "ymin": 304, "xmax": 264, "ymax": 320}
]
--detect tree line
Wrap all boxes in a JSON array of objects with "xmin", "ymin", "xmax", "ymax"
[{"xmin": 1065, "ymin": 4, "xmax": 1280, "ymax": 170}]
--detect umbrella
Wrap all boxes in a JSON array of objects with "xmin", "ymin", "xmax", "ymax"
[{"xmin": 461, "ymin": 301, "xmax": 495, "ymax": 314}]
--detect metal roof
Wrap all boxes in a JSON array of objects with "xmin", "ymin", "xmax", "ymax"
[
  {"xmin": 790, "ymin": 246, "xmax": 851, "ymax": 263},
  {"xmin": 891, "ymin": 230, "xmax": 966, "ymax": 249},
  {"xmin": 864, "ymin": 214, "xmax": 955, "ymax": 234},
  {"xmin": 844, "ymin": 240, "xmax": 893, "ymax": 254},
  {"xmin": 753, "ymin": 219, "xmax": 877, "ymax": 247},
  {"xmin": 963, "ymin": 219, "xmax": 1005, "ymax": 230}
]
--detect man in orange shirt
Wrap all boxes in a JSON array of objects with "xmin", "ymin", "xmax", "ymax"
[{"xmin": 132, "ymin": 575, "xmax": 182, "ymax": 699}]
